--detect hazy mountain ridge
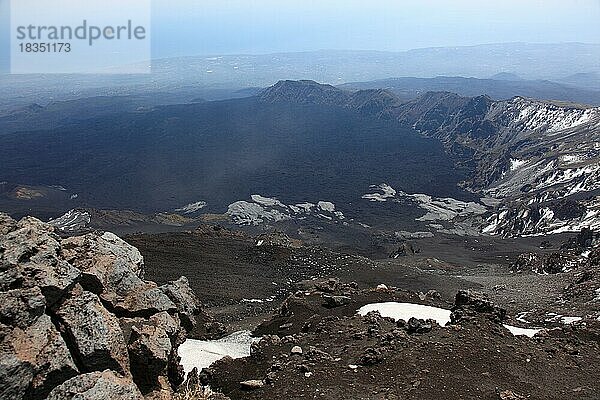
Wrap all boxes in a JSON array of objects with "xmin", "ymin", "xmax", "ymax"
[
  {"xmin": 260, "ymin": 80, "xmax": 402, "ymax": 117},
  {"xmin": 259, "ymin": 80, "xmax": 600, "ymax": 237},
  {"xmin": 2, "ymin": 43, "xmax": 599, "ymax": 112},
  {"xmin": 341, "ymin": 75, "xmax": 600, "ymax": 105}
]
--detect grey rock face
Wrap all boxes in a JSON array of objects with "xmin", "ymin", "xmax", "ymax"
[
  {"xmin": 0, "ymin": 310, "xmax": 78, "ymax": 399},
  {"xmin": 1, "ymin": 217, "xmax": 80, "ymax": 306},
  {"xmin": 8, "ymin": 314, "xmax": 79, "ymax": 398},
  {"xmin": 0, "ymin": 213, "xmax": 17, "ymax": 235},
  {"xmin": 62, "ymin": 234, "xmax": 176, "ymax": 317},
  {"xmin": 126, "ymin": 312, "xmax": 181, "ymax": 391},
  {"xmin": 46, "ymin": 370, "xmax": 144, "ymax": 400},
  {"xmin": 0, "ymin": 287, "xmax": 45, "ymax": 331},
  {"xmin": 55, "ymin": 285, "xmax": 130, "ymax": 375},
  {"xmin": 160, "ymin": 276, "xmax": 202, "ymax": 332},
  {"xmin": 0, "ymin": 352, "xmax": 34, "ymax": 400}
]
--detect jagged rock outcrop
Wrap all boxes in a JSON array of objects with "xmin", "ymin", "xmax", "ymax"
[
  {"xmin": 61, "ymin": 232, "xmax": 177, "ymax": 318},
  {"xmin": 1, "ymin": 216, "xmax": 81, "ymax": 306},
  {"xmin": 55, "ymin": 285, "xmax": 131, "ymax": 375},
  {"xmin": 0, "ymin": 213, "xmax": 203, "ymax": 399}
]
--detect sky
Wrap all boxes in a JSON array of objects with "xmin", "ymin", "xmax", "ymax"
[
  {"xmin": 0, "ymin": 0, "xmax": 598, "ymax": 71},
  {"xmin": 151, "ymin": 0, "xmax": 600, "ymax": 58}
]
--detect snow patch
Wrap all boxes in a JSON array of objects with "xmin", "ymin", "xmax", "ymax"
[
  {"xmin": 48, "ymin": 209, "xmax": 91, "ymax": 232},
  {"xmin": 357, "ymin": 302, "xmax": 451, "ymax": 326},
  {"xmin": 175, "ymin": 201, "xmax": 207, "ymax": 214},
  {"xmin": 317, "ymin": 201, "xmax": 336, "ymax": 212},
  {"xmin": 178, "ymin": 331, "xmax": 259, "ymax": 376},
  {"xmin": 361, "ymin": 183, "xmax": 486, "ymax": 225},
  {"xmin": 251, "ymin": 195, "xmax": 286, "ymax": 208},
  {"xmin": 503, "ymin": 324, "xmax": 542, "ymax": 337},
  {"xmin": 226, "ymin": 196, "xmax": 343, "ymax": 226},
  {"xmin": 226, "ymin": 201, "xmax": 291, "ymax": 226},
  {"xmin": 509, "ymin": 159, "xmax": 528, "ymax": 171},
  {"xmin": 362, "ymin": 184, "xmax": 397, "ymax": 202}
]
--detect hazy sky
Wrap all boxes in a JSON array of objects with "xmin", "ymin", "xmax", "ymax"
[
  {"xmin": 151, "ymin": 0, "xmax": 600, "ymax": 58},
  {"xmin": 1, "ymin": 0, "xmax": 598, "ymax": 71}
]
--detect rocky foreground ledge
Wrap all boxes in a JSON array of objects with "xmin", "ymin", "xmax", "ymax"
[
  {"xmin": 0, "ymin": 213, "xmax": 217, "ymax": 399},
  {"xmin": 203, "ymin": 279, "xmax": 600, "ymax": 400},
  {"xmin": 3, "ymin": 213, "xmax": 600, "ymax": 400}
]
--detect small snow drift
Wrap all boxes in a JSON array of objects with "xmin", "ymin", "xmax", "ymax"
[
  {"xmin": 226, "ymin": 194, "xmax": 345, "ymax": 226},
  {"xmin": 48, "ymin": 209, "xmax": 91, "ymax": 232},
  {"xmin": 356, "ymin": 302, "xmax": 544, "ymax": 338},
  {"xmin": 175, "ymin": 201, "xmax": 207, "ymax": 214},
  {"xmin": 178, "ymin": 331, "xmax": 258, "ymax": 375},
  {"xmin": 357, "ymin": 302, "xmax": 452, "ymax": 326},
  {"xmin": 502, "ymin": 325, "xmax": 543, "ymax": 337}
]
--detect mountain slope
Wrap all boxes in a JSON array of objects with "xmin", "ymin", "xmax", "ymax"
[
  {"xmin": 259, "ymin": 81, "xmax": 600, "ymax": 237},
  {"xmin": 0, "ymin": 94, "xmax": 467, "ymax": 221},
  {"xmin": 340, "ymin": 76, "xmax": 600, "ymax": 106}
]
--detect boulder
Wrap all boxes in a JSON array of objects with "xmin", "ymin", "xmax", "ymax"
[
  {"xmin": 62, "ymin": 232, "xmax": 144, "ymax": 279},
  {"xmin": 0, "ymin": 213, "xmax": 17, "ymax": 235},
  {"xmin": 62, "ymin": 234, "xmax": 175, "ymax": 317},
  {"xmin": 406, "ymin": 317, "xmax": 433, "ymax": 334},
  {"xmin": 159, "ymin": 276, "xmax": 202, "ymax": 332},
  {"xmin": 323, "ymin": 295, "xmax": 351, "ymax": 308},
  {"xmin": 6, "ymin": 314, "xmax": 79, "ymax": 399},
  {"xmin": 358, "ymin": 347, "xmax": 384, "ymax": 365},
  {"xmin": 55, "ymin": 286, "xmax": 130, "ymax": 375},
  {"xmin": 0, "ymin": 217, "xmax": 80, "ymax": 306},
  {"xmin": 46, "ymin": 370, "xmax": 144, "ymax": 400},
  {"xmin": 452, "ymin": 290, "xmax": 506, "ymax": 322},
  {"xmin": 126, "ymin": 312, "xmax": 182, "ymax": 392},
  {"xmin": 314, "ymin": 278, "xmax": 341, "ymax": 293}
]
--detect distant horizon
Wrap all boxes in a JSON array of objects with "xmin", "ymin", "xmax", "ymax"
[
  {"xmin": 150, "ymin": 0, "xmax": 600, "ymax": 58},
  {"xmin": 149, "ymin": 41, "xmax": 600, "ymax": 60},
  {"xmin": 2, "ymin": 0, "xmax": 598, "ymax": 74}
]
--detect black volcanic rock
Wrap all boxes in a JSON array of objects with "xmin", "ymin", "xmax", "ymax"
[
  {"xmin": 0, "ymin": 84, "xmax": 465, "ymax": 217},
  {"xmin": 206, "ymin": 281, "xmax": 600, "ymax": 400}
]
